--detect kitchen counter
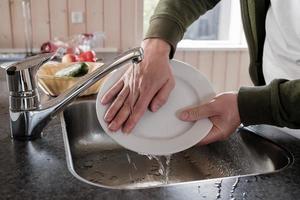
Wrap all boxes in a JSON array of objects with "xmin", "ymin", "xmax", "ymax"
[{"xmin": 0, "ymin": 74, "xmax": 300, "ymax": 200}]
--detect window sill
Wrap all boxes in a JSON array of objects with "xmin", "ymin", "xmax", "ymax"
[{"xmin": 177, "ymin": 40, "xmax": 248, "ymax": 51}]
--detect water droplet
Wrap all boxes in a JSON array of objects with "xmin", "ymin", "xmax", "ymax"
[
  {"xmin": 232, "ymin": 177, "xmax": 240, "ymax": 191},
  {"xmin": 229, "ymin": 177, "xmax": 240, "ymax": 199},
  {"xmin": 110, "ymin": 176, "xmax": 118, "ymax": 181},
  {"xmin": 83, "ymin": 161, "xmax": 93, "ymax": 168},
  {"xmin": 126, "ymin": 153, "xmax": 131, "ymax": 164},
  {"xmin": 132, "ymin": 162, "xmax": 138, "ymax": 170}
]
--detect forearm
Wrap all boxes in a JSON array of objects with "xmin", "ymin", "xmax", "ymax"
[
  {"xmin": 238, "ymin": 79, "xmax": 300, "ymax": 128},
  {"xmin": 142, "ymin": 38, "xmax": 170, "ymax": 58},
  {"xmin": 145, "ymin": 0, "xmax": 221, "ymax": 58}
]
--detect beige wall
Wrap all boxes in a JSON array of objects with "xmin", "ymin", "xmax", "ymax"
[
  {"xmin": 0, "ymin": 0, "xmax": 143, "ymax": 51},
  {"xmin": 0, "ymin": 0, "xmax": 252, "ymax": 92},
  {"xmin": 174, "ymin": 50, "xmax": 252, "ymax": 93}
]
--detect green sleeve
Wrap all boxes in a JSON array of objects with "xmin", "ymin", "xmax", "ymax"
[
  {"xmin": 145, "ymin": 0, "xmax": 221, "ymax": 58},
  {"xmin": 238, "ymin": 79, "xmax": 300, "ymax": 129}
]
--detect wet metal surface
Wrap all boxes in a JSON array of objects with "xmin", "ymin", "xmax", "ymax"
[{"xmin": 61, "ymin": 98, "xmax": 292, "ymax": 189}]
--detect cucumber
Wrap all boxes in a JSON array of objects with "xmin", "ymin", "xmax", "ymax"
[{"xmin": 55, "ymin": 62, "xmax": 89, "ymax": 77}]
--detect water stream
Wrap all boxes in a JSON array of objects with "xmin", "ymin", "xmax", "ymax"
[
  {"xmin": 144, "ymin": 154, "xmax": 172, "ymax": 184},
  {"xmin": 129, "ymin": 62, "xmax": 138, "ymax": 113},
  {"xmin": 126, "ymin": 62, "xmax": 173, "ymax": 184}
]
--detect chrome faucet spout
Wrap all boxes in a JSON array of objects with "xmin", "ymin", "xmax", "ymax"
[{"xmin": 2, "ymin": 47, "xmax": 144, "ymax": 140}]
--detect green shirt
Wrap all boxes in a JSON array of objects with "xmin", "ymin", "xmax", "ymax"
[{"xmin": 145, "ymin": 0, "xmax": 300, "ymax": 128}]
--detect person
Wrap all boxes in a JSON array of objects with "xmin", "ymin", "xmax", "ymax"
[{"xmin": 101, "ymin": 0, "xmax": 300, "ymax": 144}]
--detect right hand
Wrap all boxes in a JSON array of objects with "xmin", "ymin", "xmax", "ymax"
[{"xmin": 101, "ymin": 38, "xmax": 175, "ymax": 133}]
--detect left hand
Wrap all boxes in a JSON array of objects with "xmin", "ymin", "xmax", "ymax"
[{"xmin": 179, "ymin": 92, "xmax": 241, "ymax": 145}]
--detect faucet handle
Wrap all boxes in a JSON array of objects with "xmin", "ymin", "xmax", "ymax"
[
  {"xmin": 4, "ymin": 52, "xmax": 59, "ymax": 111},
  {"xmin": 5, "ymin": 52, "xmax": 55, "ymax": 74},
  {"xmin": 4, "ymin": 47, "xmax": 65, "ymax": 74}
]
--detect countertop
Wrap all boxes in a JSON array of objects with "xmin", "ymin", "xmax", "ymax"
[{"xmin": 0, "ymin": 71, "xmax": 300, "ymax": 200}]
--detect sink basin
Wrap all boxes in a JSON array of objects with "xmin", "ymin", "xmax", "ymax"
[{"xmin": 61, "ymin": 97, "xmax": 292, "ymax": 189}]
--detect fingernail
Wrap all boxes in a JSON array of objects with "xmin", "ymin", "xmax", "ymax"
[
  {"xmin": 179, "ymin": 111, "xmax": 189, "ymax": 120},
  {"xmin": 123, "ymin": 125, "xmax": 132, "ymax": 134},
  {"xmin": 152, "ymin": 104, "xmax": 160, "ymax": 112},
  {"xmin": 108, "ymin": 121, "xmax": 117, "ymax": 131},
  {"xmin": 100, "ymin": 97, "xmax": 107, "ymax": 105},
  {"xmin": 104, "ymin": 114, "xmax": 111, "ymax": 122},
  {"xmin": 123, "ymin": 127, "xmax": 130, "ymax": 134}
]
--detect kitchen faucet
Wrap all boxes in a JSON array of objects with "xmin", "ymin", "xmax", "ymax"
[{"xmin": 1, "ymin": 47, "xmax": 143, "ymax": 140}]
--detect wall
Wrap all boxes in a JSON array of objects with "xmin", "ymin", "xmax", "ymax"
[
  {"xmin": 175, "ymin": 50, "xmax": 252, "ymax": 93},
  {"xmin": 0, "ymin": 0, "xmax": 143, "ymax": 51},
  {"xmin": 0, "ymin": 0, "xmax": 252, "ymax": 92}
]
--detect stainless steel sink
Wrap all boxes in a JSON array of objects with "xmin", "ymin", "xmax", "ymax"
[{"xmin": 61, "ymin": 97, "xmax": 292, "ymax": 189}]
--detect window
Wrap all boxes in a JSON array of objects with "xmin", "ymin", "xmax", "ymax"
[{"xmin": 143, "ymin": 0, "xmax": 246, "ymax": 49}]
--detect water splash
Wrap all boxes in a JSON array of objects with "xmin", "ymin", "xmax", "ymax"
[
  {"xmin": 142, "ymin": 154, "xmax": 172, "ymax": 184},
  {"xmin": 165, "ymin": 155, "xmax": 171, "ymax": 184}
]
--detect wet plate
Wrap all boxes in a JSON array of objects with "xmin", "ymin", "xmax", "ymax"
[{"xmin": 96, "ymin": 60, "xmax": 215, "ymax": 155}]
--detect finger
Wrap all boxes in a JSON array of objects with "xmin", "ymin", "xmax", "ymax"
[
  {"xmin": 101, "ymin": 79, "xmax": 124, "ymax": 105},
  {"xmin": 104, "ymin": 87, "xmax": 130, "ymax": 122},
  {"xmin": 108, "ymin": 100, "xmax": 131, "ymax": 132},
  {"xmin": 179, "ymin": 103, "xmax": 215, "ymax": 122},
  {"xmin": 122, "ymin": 90, "xmax": 156, "ymax": 133},
  {"xmin": 150, "ymin": 79, "xmax": 175, "ymax": 112},
  {"xmin": 197, "ymin": 126, "xmax": 221, "ymax": 145}
]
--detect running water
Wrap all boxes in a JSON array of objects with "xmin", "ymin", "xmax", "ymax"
[
  {"xmin": 126, "ymin": 62, "xmax": 173, "ymax": 184},
  {"xmin": 144, "ymin": 154, "xmax": 172, "ymax": 184},
  {"xmin": 145, "ymin": 155, "xmax": 165, "ymax": 176},
  {"xmin": 129, "ymin": 62, "xmax": 138, "ymax": 113},
  {"xmin": 165, "ymin": 155, "xmax": 171, "ymax": 184}
]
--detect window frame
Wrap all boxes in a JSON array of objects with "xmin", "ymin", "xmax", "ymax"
[
  {"xmin": 143, "ymin": 0, "xmax": 247, "ymax": 50},
  {"xmin": 177, "ymin": 0, "xmax": 247, "ymax": 50}
]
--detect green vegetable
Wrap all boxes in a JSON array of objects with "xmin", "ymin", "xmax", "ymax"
[{"xmin": 55, "ymin": 62, "xmax": 89, "ymax": 77}]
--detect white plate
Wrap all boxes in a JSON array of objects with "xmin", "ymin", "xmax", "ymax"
[{"xmin": 96, "ymin": 60, "xmax": 215, "ymax": 155}]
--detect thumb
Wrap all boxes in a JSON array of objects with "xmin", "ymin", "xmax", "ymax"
[{"xmin": 179, "ymin": 103, "xmax": 215, "ymax": 122}]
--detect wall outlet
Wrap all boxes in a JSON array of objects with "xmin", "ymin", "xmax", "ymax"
[{"xmin": 71, "ymin": 11, "xmax": 84, "ymax": 24}]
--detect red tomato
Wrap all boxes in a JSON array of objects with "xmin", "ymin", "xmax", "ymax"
[
  {"xmin": 78, "ymin": 53, "xmax": 86, "ymax": 62},
  {"xmin": 84, "ymin": 57, "xmax": 97, "ymax": 62},
  {"xmin": 84, "ymin": 50, "xmax": 96, "ymax": 61},
  {"xmin": 78, "ymin": 50, "xmax": 97, "ymax": 62}
]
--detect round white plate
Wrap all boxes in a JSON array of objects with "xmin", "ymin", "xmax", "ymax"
[{"xmin": 96, "ymin": 60, "xmax": 215, "ymax": 155}]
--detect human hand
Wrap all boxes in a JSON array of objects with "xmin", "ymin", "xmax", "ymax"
[
  {"xmin": 179, "ymin": 92, "xmax": 241, "ymax": 145},
  {"xmin": 101, "ymin": 38, "xmax": 175, "ymax": 133}
]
